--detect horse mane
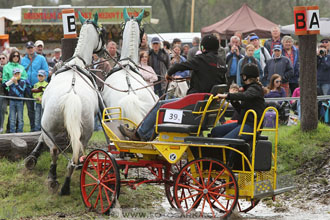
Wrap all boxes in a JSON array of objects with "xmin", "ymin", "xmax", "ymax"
[
  {"xmin": 72, "ymin": 23, "xmax": 95, "ymax": 66},
  {"xmin": 120, "ymin": 20, "xmax": 140, "ymax": 64}
]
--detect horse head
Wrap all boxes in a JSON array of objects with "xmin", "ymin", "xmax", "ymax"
[
  {"xmin": 73, "ymin": 12, "xmax": 106, "ymax": 65},
  {"xmin": 120, "ymin": 8, "xmax": 145, "ymax": 63}
]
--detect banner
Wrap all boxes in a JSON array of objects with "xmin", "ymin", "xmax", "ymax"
[{"xmin": 21, "ymin": 6, "xmax": 151, "ymax": 25}]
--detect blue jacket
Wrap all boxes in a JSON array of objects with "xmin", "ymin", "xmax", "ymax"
[
  {"xmin": 171, "ymin": 55, "xmax": 190, "ymax": 78},
  {"xmin": 282, "ymin": 46, "xmax": 299, "ymax": 84},
  {"xmin": 317, "ymin": 55, "xmax": 330, "ymax": 84},
  {"xmin": 21, "ymin": 53, "xmax": 49, "ymax": 87},
  {"xmin": 236, "ymin": 56, "xmax": 263, "ymax": 87},
  {"xmin": 7, "ymin": 79, "xmax": 29, "ymax": 98}
]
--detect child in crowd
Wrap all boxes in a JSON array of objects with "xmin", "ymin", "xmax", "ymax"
[
  {"xmin": 4, "ymin": 68, "xmax": 29, "ymax": 133},
  {"xmin": 32, "ymin": 70, "xmax": 48, "ymax": 131}
]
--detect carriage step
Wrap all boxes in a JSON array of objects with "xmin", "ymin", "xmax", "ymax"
[{"xmin": 273, "ymin": 186, "xmax": 296, "ymax": 195}]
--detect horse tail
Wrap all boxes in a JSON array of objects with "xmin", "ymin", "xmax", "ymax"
[
  {"xmin": 119, "ymin": 93, "xmax": 144, "ymax": 124},
  {"xmin": 60, "ymin": 90, "xmax": 83, "ymax": 164}
]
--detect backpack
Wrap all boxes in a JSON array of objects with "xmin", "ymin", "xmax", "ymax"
[{"xmin": 263, "ymin": 109, "xmax": 276, "ymax": 128}]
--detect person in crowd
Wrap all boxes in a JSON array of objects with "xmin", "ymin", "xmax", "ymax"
[
  {"xmin": 250, "ymin": 35, "xmax": 271, "ymax": 85},
  {"xmin": 148, "ymin": 37, "xmax": 170, "ymax": 97},
  {"xmin": 320, "ymin": 38, "xmax": 330, "ymax": 54},
  {"xmin": 317, "ymin": 45, "xmax": 330, "ymax": 95},
  {"xmin": 264, "ymin": 26, "xmax": 282, "ymax": 56},
  {"xmin": 35, "ymin": 40, "xmax": 46, "ymax": 57},
  {"xmin": 263, "ymin": 45, "xmax": 293, "ymax": 96},
  {"xmin": 163, "ymin": 41, "xmax": 172, "ymax": 56},
  {"xmin": 182, "ymin": 44, "xmax": 190, "ymax": 59},
  {"xmin": 92, "ymin": 53, "xmax": 111, "ymax": 78},
  {"xmin": 234, "ymin": 31, "xmax": 246, "ymax": 49},
  {"xmin": 236, "ymin": 44, "xmax": 262, "ymax": 87},
  {"xmin": 21, "ymin": 41, "xmax": 49, "ymax": 132},
  {"xmin": 187, "ymin": 37, "xmax": 200, "ymax": 61},
  {"xmin": 139, "ymin": 33, "xmax": 150, "ymax": 53},
  {"xmin": 282, "ymin": 36, "xmax": 299, "ymax": 94},
  {"xmin": 168, "ymin": 45, "xmax": 190, "ymax": 98},
  {"xmin": 138, "ymin": 51, "xmax": 158, "ymax": 88},
  {"xmin": 291, "ymin": 86, "xmax": 300, "ymax": 119},
  {"xmin": 49, "ymin": 48, "xmax": 62, "ymax": 68},
  {"xmin": 107, "ymin": 41, "xmax": 120, "ymax": 69},
  {"xmin": 211, "ymin": 63, "xmax": 265, "ymax": 141},
  {"xmin": 119, "ymin": 34, "xmax": 227, "ymax": 141},
  {"xmin": 0, "ymin": 53, "xmax": 8, "ymax": 133},
  {"xmin": 2, "ymin": 51, "xmax": 27, "ymax": 133},
  {"xmin": 170, "ymin": 45, "xmax": 190, "ymax": 78},
  {"xmin": 4, "ymin": 68, "xmax": 29, "ymax": 133},
  {"xmin": 172, "ymin": 38, "xmax": 182, "ymax": 49},
  {"xmin": 31, "ymin": 70, "xmax": 48, "ymax": 131},
  {"xmin": 213, "ymin": 33, "xmax": 226, "ymax": 64},
  {"xmin": 264, "ymin": 74, "xmax": 286, "ymax": 98},
  {"xmin": 226, "ymin": 36, "xmax": 244, "ymax": 85}
]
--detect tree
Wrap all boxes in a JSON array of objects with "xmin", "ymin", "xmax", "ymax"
[{"xmin": 299, "ymin": 35, "xmax": 318, "ymax": 131}]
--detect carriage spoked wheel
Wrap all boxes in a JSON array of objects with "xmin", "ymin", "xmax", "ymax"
[
  {"xmin": 164, "ymin": 160, "xmax": 187, "ymax": 208},
  {"xmin": 80, "ymin": 149, "xmax": 120, "ymax": 214},
  {"xmin": 236, "ymin": 199, "xmax": 260, "ymax": 213},
  {"xmin": 173, "ymin": 158, "xmax": 238, "ymax": 218}
]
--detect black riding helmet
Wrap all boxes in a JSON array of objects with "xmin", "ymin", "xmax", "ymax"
[
  {"xmin": 241, "ymin": 63, "xmax": 259, "ymax": 79},
  {"xmin": 201, "ymin": 34, "xmax": 219, "ymax": 51}
]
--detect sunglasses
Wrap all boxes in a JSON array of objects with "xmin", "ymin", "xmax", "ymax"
[
  {"xmin": 13, "ymin": 55, "xmax": 20, "ymax": 58},
  {"xmin": 0, "ymin": 57, "xmax": 5, "ymax": 60},
  {"xmin": 275, "ymin": 80, "xmax": 282, "ymax": 83},
  {"xmin": 321, "ymin": 40, "xmax": 329, "ymax": 43}
]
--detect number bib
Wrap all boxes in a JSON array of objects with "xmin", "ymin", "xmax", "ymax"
[{"xmin": 163, "ymin": 109, "xmax": 183, "ymax": 123}]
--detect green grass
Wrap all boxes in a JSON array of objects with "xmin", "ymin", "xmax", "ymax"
[{"xmin": 266, "ymin": 123, "xmax": 330, "ymax": 173}]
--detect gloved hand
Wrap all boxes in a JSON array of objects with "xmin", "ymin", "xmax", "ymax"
[{"xmin": 165, "ymin": 74, "xmax": 173, "ymax": 82}]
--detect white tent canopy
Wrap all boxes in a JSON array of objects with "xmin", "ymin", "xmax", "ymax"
[
  {"xmin": 0, "ymin": 8, "xmax": 22, "ymax": 24},
  {"xmin": 281, "ymin": 17, "xmax": 330, "ymax": 37}
]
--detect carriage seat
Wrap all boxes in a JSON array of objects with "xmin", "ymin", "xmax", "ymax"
[
  {"xmin": 156, "ymin": 93, "xmax": 211, "ymax": 134},
  {"xmin": 184, "ymin": 136, "xmax": 272, "ymax": 171}
]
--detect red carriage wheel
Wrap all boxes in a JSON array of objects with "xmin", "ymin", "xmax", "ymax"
[
  {"xmin": 236, "ymin": 199, "xmax": 260, "ymax": 213},
  {"xmin": 80, "ymin": 149, "xmax": 120, "ymax": 214},
  {"xmin": 173, "ymin": 158, "xmax": 238, "ymax": 218},
  {"xmin": 164, "ymin": 160, "xmax": 187, "ymax": 208}
]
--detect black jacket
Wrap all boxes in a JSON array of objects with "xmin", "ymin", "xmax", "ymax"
[
  {"xmin": 167, "ymin": 51, "xmax": 227, "ymax": 94},
  {"xmin": 227, "ymin": 82, "xmax": 265, "ymax": 126}
]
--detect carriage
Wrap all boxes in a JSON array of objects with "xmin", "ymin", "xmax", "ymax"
[
  {"xmin": 80, "ymin": 85, "xmax": 294, "ymax": 218},
  {"xmin": 22, "ymin": 9, "xmax": 293, "ymax": 218}
]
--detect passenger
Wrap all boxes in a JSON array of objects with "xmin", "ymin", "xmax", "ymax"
[
  {"xmin": 119, "ymin": 34, "xmax": 227, "ymax": 141},
  {"xmin": 211, "ymin": 63, "xmax": 266, "ymax": 141}
]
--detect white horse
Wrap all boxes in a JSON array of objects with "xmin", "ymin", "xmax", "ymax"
[
  {"xmin": 102, "ymin": 8, "xmax": 158, "ymax": 124},
  {"xmin": 40, "ymin": 12, "xmax": 105, "ymax": 195}
]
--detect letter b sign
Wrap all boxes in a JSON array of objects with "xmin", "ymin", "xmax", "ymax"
[{"xmin": 62, "ymin": 9, "xmax": 77, "ymax": 38}]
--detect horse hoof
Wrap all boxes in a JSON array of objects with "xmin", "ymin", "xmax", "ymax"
[
  {"xmin": 24, "ymin": 155, "xmax": 37, "ymax": 170},
  {"xmin": 59, "ymin": 188, "xmax": 70, "ymax": 196},
  {"xmin": 48, "ymin": 180, "xmax": 59, "ymax": 194}
]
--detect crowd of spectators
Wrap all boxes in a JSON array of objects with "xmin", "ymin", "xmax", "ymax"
[{"xmin": 0, "ymin": 25, "xmax": 329, "ymax": 133}]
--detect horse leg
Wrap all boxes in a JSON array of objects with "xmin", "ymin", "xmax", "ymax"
[
  {"xmin": 59, "ymin": 162, "xmax": 75, "ymax": 196},
  {"xmin": 48, "ymin": 146, "xmax": 59, "ymax": 193}
]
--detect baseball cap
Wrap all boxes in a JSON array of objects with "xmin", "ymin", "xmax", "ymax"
[
  {"xmin": 273, "ymin": 45, "xmax": 282, "ymax": 51},
  {"xmin": 35, "ymin": 40, "xmax": 44, "ymax": 47},
  {"xmin": 38, "ymin": 70, "xmax": 46, "ymax": 76},
  {"xmin": 54, "ymin": 48, "xmax": 61, "ymax": 53},
  {"xmin": 13, "ymin": 68, "xmax": 21, "ymax": 74},
  {"xmin": 26, "ymin": 41, "xmax": 34, "ymax": 48},
  {"xmin": 250, "ymin": 35, "xmax": 259, "ymax": 41},
  {"xmin": 151, "ymin": 37, "xmax": 161, "ymax": 44}
]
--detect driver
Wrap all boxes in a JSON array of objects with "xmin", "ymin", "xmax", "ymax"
[
  {"xmin": 119, "ymin": 34, "xmax": 227, "ymax": 141},
  {"xmin": 211, "ymin": 63, "xmax": 266, "ymax": 140}
]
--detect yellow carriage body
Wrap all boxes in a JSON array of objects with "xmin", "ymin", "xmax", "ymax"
[{"xmin": 101, "ymin": 95, "xmax": 279, "ymax": 200}]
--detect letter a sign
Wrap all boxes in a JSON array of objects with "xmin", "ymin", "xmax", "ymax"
[{"xmin": 294, "ymin": 6, "xmax": 320, "ymax": 35}]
